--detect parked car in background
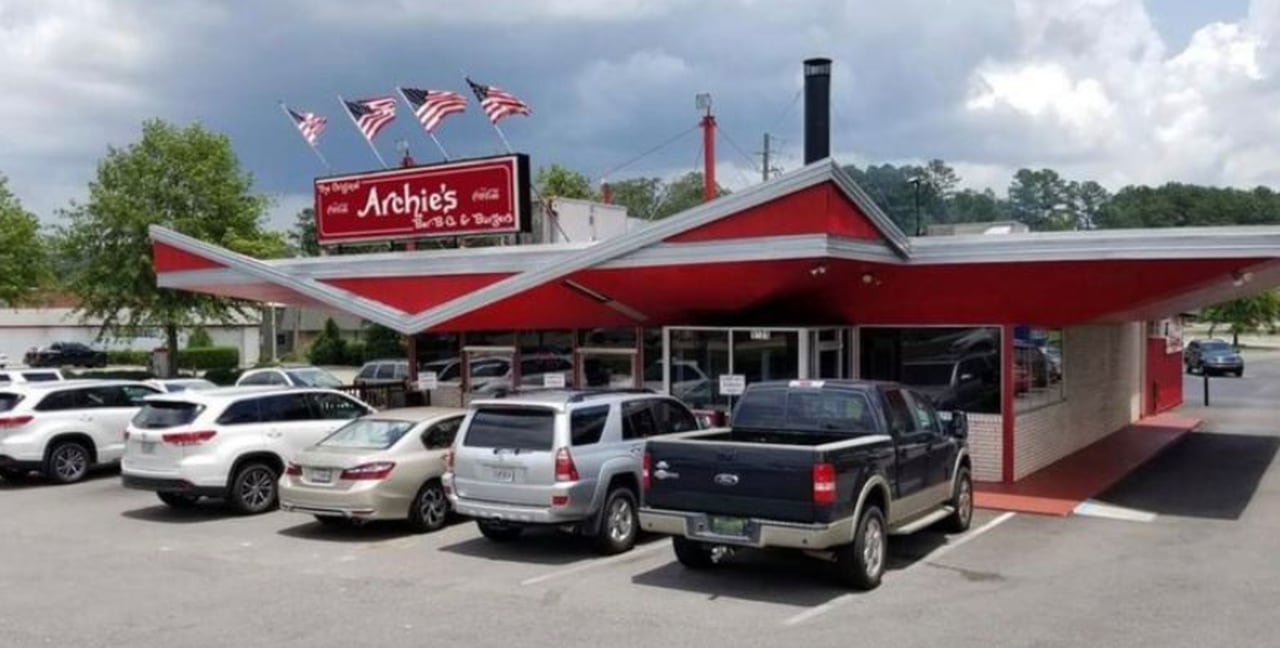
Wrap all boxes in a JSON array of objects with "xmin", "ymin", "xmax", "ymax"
[
  {"xmin": 1184, "ymin": 338, "xmax": 1245, "ymax": 377},
  {"xmin": 640, "ymin": 379, "xmax": 972, "ymax": 590},
  {"xmin": 0, "ymin": 369, "xmax": 66, "ymax": 384},
  {"xmin": 900, "ymin": 352, "xmax": 1000, "ymax": 412},
  {"xmin": 0, "ymin": 380, "xmax": 162, "ymax": 483},
  {"xmin": 280, "ymin": 407, "xmax": 466, "ymax": 532},
  {"xmin": 421, "ymin": 356, "xmax": 574, "ymax": 394},
  {"xmin": 145, "ymin": 378, "xmax": 218, "ymax": 393},
  {"xmin": 121, "ymin": 387, "xmax": 374, "ymax": 513},
  {"xmin": 24, "ymin": 342, "xmax": 108, "ymax": 368},
  {"xmin": 236, "ymin": 366, "xmax": 344, "ymax": 388},
  {"xmin": 445, "ymin": 389, "xmax": 700, "ymax": 555},
  {"xmin": 353, "ymin": 359, "xmax": 410, "ymax": 387}
]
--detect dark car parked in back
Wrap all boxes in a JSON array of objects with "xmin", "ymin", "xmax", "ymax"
[
  {"xmin": 25, "ymin": 342, "xmax": 108, "ymax": 368},
  {"xmin": 1184, "ymin": 338, "xmax": 1244, "ymax": 377},
  {"xmin": 639, "ymin": 379, "xmax": 973, "ymax": 590}
]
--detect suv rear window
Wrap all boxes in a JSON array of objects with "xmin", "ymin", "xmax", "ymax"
[
  {"xmin": 0, "ymin": 393, "xmax": 22, "ymax": 413},
  {"xmin": 463, "ymin": 407, "xmax": 555, "ymax": 451},
  {"xmin": 133, "ymin": 401, "xmax": 205, "ymax": 429}
]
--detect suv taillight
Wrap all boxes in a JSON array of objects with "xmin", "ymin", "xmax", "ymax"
[
  {"xmin": 285, "ymin": 463, "xmax": 302, "ymax": 476},
  {"xmin": 340, "ymin": 462, "xmax": 396, "ymax": 481},
  {"xmin": 813, "ymin": 462, "xmax": 836, "ymax": 505},
  {"xmin": 642, "ymin": 450, "xmax": 651, "ymax": 492},
  {"xmin": 555, "ymin": 447, "xmax": 579, "ymax": 482},
  {"xmin": 0, "ymin": 415, "xmax": 34, "ymax": 429},
  {"xmin": 161, "ymin": 430, "xmax": 217, "ymax": 446}
]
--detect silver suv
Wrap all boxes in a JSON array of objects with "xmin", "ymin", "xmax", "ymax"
[{"xmin": 444, "ymin": 390, "xmax": 700, "ymax": 555}]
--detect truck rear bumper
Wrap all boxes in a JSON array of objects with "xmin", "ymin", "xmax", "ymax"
[{"xmin": 639, "ymin": 508, "xmax": 853, "ymax": 550}]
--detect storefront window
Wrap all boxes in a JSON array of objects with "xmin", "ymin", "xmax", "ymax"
[
  {"xmin": 860, "ymin": 327, "xmax": 1002, "ymax": 414},
  {"xmin": 1014, "ymin": 327, "xmax": 1064, "ymax": 412},
  {"xmin": 733, "ymin": 330, "xmax": 800, "ymax": 384},
  {"xmin": 518, "ymin": 330, "xmax": 574, "ymax": 388},
  {"xmin": 666, "ymin": 329, "xmax": 730, "ymax": 412}
]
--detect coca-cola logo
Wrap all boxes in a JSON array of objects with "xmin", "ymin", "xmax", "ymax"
[{"xmin": 472, "ymin": 187, "xmax": 501, "ymax": 202}]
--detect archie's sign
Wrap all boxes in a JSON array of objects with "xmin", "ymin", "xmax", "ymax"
[{"xmin": 314, "ymin": 153, "xmax": 531, "ymax": 245}]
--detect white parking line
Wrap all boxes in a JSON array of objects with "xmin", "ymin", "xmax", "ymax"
[
  {"xmin": 520, "ymin": 541, "xmax": 669, "ymax": 586},
  {"xmin": 1073, "ymin": 500, "xmax": 1157, "ymax": 523},
  {"xmin": 782, "ymin": 512, "xmax": 1017, "ymax": 627}
]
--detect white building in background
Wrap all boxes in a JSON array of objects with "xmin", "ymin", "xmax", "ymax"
[{"xmin": 0, "ymin": 298, "xmax": 260, "ymax": 367}]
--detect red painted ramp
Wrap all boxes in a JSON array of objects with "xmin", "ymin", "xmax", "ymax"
[{"xmin": 975, "ymin": 414, "xmax": 1201, "ymax": 516}]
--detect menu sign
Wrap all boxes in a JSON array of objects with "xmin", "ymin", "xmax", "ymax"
[{"xmin": 314, "ymin": 154, "xmax": 531, "ymax": 245}]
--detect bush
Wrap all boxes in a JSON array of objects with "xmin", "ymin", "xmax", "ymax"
[
  {"xmin": 187, "ymin": 327, "xmax": 214, "ymax": 349},
  {"xmin": 106, "ymin": 350, "xmax": 151, "ymax": 366},
  {"xmin": 345, "ymin": 341, "xmax": 367, "ymax": 366},
  {"xmin": 176, "ymin": 346, "xmax": 239, "ymax": 370},
  {"xmin": 307, "ymin": 318, "xmax": 350, "ymax": 366},
  {"xmin": 363, "ymin": 324, "xmax": 404, "ymax": 360},
  {"xmin": 203, "ymin": 367, "xmax": 242, "ymax": 386}
]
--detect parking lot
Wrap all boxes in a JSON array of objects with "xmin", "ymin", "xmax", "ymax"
[{"xmin": 3, "ymin": 354, "xmax": 1280, "ymax": 648}]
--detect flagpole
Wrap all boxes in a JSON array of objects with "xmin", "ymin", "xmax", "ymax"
[
  {"xmin": 338, "ymin": 94, "xmax": 389, "ymax": 169},
  {"xmin": 491, "ymin": 123, "xmax": 515, "ymax": 154},
  {"xmin": 279, "ymin": 101, "xmax": 331, "ymax": 170},
  {"xmin": 395, "ymin": 87, "xmax": 451, "ymax": 161}
]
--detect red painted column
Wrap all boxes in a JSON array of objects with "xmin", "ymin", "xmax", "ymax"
[
  {"xmin": 701, "ymin": 114, "xmax": 717, "ymax": 202},
  {"xmin": 1001, "ymin": 325, "xmax": 1016, "ymax": 483}
]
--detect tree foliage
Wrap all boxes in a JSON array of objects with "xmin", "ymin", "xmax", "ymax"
[
  {"xmin": 0, "ymin": 175, "xmax": 52, "ymax": 305},
  {"xmin": 306, "ymin": 317, "xmax": 349, "ymax": 366},
  {"xmin": 1202, "ymin": 292, "xmax": 1280, "ymax": 346},
  {"xmin": 535, "ymin": 164, "xmax": 596, "ymax": 200},
  {"xmin": 289, "ymin": 207, "xmax": 320, "ymax": 257},
  {"xmin": 362, "ymin": 322, "xmax": 404, "ymax": 359},
  {"xmin": 57, "ymin": 119, "xmax": 284, "ymax": 374},
  {"xmin": 606, "ymin": 172, "xmax": 728, "ymax": 221}
]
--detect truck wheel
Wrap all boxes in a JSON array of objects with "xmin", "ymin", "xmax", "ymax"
[
  {"xmin": 940, "ymin": 466, "xmax": 974, "ymax": 533},
  {"xmin": 44, "ymin": 440, "xmax": 91, "ymax": 484},
  {"xmin": 592, "ymin": 488, "xmax": 638, "ymax": 555},
  {"xmin": 477, "ymin": 520, "xmax": 523, "ymax": 542},
  {"xmin": 672, "ymin": 537, "xmax": 717, "ymax": 569},
  {"xmin": 835, "ymin": 505, "xmax": 887, "ymax": 590},
  {"xmin": 157, "ymin": 492, "xmax": 200, "ymax": 509},
  {"xmin": 226, "ymin": 462, "xmax": 279, "ymax": 515}
]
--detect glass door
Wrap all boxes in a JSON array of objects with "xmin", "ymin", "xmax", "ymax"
[
  {"xmin": 811, "ymin": 328, "xmax": 849, "ymax": 379},
  {"xmin": 577, "ymin": 348, "xmax": 638, "ymax": 389}
]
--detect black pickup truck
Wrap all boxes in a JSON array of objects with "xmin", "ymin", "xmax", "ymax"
[{"xmin": 640, "ymin": 379, "xmax": 972, "ymax": 590}]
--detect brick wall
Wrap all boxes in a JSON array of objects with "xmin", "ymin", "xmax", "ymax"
[
  {"xmin": 968, "ymin": 413, "xmax": 1003, "ymax": 482},
  {"xmin": 1013, "ymin": 322, "xmax": 1143, "ymax": 480}
]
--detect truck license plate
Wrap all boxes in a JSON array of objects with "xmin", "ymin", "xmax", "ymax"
[{"xmin": 709, "ymin": 516, "xmax": 748, "ymax": 537}]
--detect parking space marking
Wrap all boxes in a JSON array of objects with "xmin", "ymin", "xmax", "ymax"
[
  {"xmin": 520, "ymin": 541, "xmax": 669, "ymax": 586},
  {"xmin": 1073, "ymin": 500, "xmax": 1157, "ymax": 523},
  {"xmin": 783, "ymin": 512, "xmax": 1017, "ymax": 627}
]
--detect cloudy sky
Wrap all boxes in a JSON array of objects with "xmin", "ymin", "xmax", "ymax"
[{"xmin": 1, "ymin": 0, "xmax": 1272, "ymax": 230}]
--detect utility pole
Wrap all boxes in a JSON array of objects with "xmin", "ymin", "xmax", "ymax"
[{"xmin": 762, "ymin": 133, "xmax": 771, "ymax": 182}]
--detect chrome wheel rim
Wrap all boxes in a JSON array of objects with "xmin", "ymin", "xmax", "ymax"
[
  {"xmin": 958, "ymin": 478, "xmax": 973, "ymax": 526},
  {"xmin": 863, "ymin": 517, "xmax": 884, "ymax": 578},
  {"xmin": 419, "ymin": 487, "xmax": 447, "ymax": 527},
  {"xmin": 608, "ymin": 497, "xmax": 634, "ymax": 543},
  {"xmin": 54, "ymin": 445, "xmax": 88, "ymax": 481},
  {"xmin": 239, "ymin": 467, "xmax": 275, "ymax": 511}
]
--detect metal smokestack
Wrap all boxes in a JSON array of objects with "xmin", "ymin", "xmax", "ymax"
[{"xmin": 803, "ymin": 57, "xmax": 832, "ymax": 164}]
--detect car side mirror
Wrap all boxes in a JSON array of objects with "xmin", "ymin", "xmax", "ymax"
[{"xmin": 938, "ymin": 410, "xmax": 968, "ymax": 438}]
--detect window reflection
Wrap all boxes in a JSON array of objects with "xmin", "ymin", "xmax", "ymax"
[
  {"xmin": 860, "ymin": 327, "xmax": 1002, "ymax": 414},
  {"xmin": 665, "ymin": 330, "xmax": 729, "ymax": 412},
  {"xmin": 1014, "ymin": 327, "xmax": 1064, "ymax": 411}
]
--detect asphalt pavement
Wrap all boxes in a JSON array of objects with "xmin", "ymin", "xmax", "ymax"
[{"xmin": 2, "ymin": 355, "xmax": 1279, "ymax": 647}]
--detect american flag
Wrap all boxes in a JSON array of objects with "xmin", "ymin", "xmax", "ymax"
[
  {"xmin": 466, "ymin": 78, "xmax": 531, "ymax": 124},
  {"xmin": 399, "ymin": 87, "xmax": 467, "ymax": 133},
  {"xmin": 287, "ymin": 108, "xmax": 326, "ymax": 146},
  {"xmin": 342, "ymin": 96, "xmax": 397, "ymax": 141}
]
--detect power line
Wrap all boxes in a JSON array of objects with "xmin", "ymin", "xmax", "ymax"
[
  {"xmin": 594, "ymin": 123, "xmax": 700, "ymax": 183},
  {"xmin": 766, "ymin": 87, "xmax": 803, "ymax": 133},
  {"xmin": 717, "ymin": 125, "xmax": 762, "ymax": 174}
]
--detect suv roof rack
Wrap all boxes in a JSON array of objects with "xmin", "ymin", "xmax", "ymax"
[{"xmin": 568, "ymin": 388, "xmax": 655, "ymax": 403}]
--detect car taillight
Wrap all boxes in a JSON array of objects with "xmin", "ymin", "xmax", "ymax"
[
  {"xmin": 555, "ymin": 447, "xmax": 579, "ymax": 482},
  {"xmin": 642, "ymin": 450, "xmax": 651, "ymax": 491},
  {"xmin": 0, "ymin": 415, "xmax": 34, "ymax": 429},
  {"xmin": 123, "ymin": 430, "xmax": 131, "ymax": 441},
  {"xmin": 813, "ymin": 462, "xmax": 836, "ymax": 505},
  {"xmin": 340, "ymin": 462, "xmax": 396, "ymax": 481},
  {"xmin": 161, "ymin": 430, "xmax": 217, "ymax": 446},
  {"xmin": 285, "ymin": 463, "xmax": 302, "ymax": 476}
]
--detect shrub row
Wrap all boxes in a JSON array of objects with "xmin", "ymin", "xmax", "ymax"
[{"xmin": 103, "ymin": 347, "xmax": 240, "ymax": 370}]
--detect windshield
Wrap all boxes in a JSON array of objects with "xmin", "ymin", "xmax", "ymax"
[
  {"xmin": 1201, "ymin": 341, "xmax": 1232, "ymax": 353},
  {"xmin": 319, "ymin": 418, "xmax": 416, "ymax": 450},
  {"xmin": 286, "ymin": 368, "xmax": 344, "ymax": 388},
  {"xmin": 900, "ymin": 363, "xmax": 955, "ymax": 387},
  {"xmin": 733, "ymin": 387, "xmax": 877, "ymax": 434},
  {"xmin": 463, "ymin": 407, "xmax": 555, "ymax": 451},
  {"xmin": 0, "ymin": 393, "xmax": 22, "ymax": 413},
  {"xmin": 132, "ymin": 401, "xmax": 205, "ymax": 429}
]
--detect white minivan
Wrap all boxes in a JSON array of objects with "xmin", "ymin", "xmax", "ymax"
[{"xmin": 121, "ymin": 387, "xmax": 373, "ymax": 513}]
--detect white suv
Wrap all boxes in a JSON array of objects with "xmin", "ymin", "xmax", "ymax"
[
  {"xmin": 121, "ymin": 387, "xmax": 373, "ymax": 514},
  {"xmin": 0, "ymin": 380, "xmax": 162, "ymax": 483}
]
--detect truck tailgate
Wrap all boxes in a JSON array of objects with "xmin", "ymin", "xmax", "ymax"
[{"xmin": 645, "ymin": 438, "xmax": 820, "ymax": 524}]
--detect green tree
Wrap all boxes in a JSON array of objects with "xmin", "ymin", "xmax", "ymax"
[
  {"xmin": 950, "ymin": 188, "xmax": 1009, "ymax": 223},
  {"xmin": 289, "ymin": 207, "xmax": 320, "ymax": 257},
  {"xmin": 535, "ymin": 164, "xmax": 596, "ymax": 200},
  {"xmin": 607, "ymin": 177, "xmax": 664, "ymax": 220},
  {"xmin": 58, "ymin": 119, "xmax": 285, "ymax": 376},
  {"xmin": 362, "ymin": 322, "xmax": 404, "ymax": 360},
  {"xmin": 1008, "ymin": 168, "xmax": 1075, "ymax": 230},
  {"xmin": 0, "ymin": 175, "xmax": 52, "ymax": 305},
  {"xmin": 1068, "ymin": 180, "xmax": 1110, "ymax": 230},
  {"xmin": 1202, "ymin": 292, "xmax": 1280, "ymax": 347},
  {"xmin": 306, "ymin": 317, "xmax": 349, "ymax": 366},
  {"xmin": 186, "ymin": 327, "xmax": 213, "ymax": 349},
  {"xmin": 652, "ymin": 171, "xmax": 727, "ymax": 220}
]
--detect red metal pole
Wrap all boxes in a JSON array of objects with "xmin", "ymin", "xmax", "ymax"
[
  {"xmin": 701, "ymin": 113, "xmax": 716, "ymax": 202},
  {"xmin": 601, "ymin": 182, "xmax": 612, "ymax": 205}
]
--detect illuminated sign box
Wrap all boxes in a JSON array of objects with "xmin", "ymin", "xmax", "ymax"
[{"xmin": 314, "ymin": 153, "xmax": 531, "ymax": 245}]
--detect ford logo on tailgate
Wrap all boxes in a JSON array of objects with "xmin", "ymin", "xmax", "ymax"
[{"xmin": 713, "ymin": 473, "xmax": 740, "ymax": 487}]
